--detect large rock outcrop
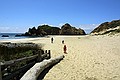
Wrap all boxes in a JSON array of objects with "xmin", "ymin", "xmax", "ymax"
[
  {"xmin": 24, "ymin": 23, "xmax": 86, "ymax": 36},
  {"xmin": 24, "ymin": 25, "xmax": 61, "ymax": 36},
  {"xmin": 60, "ymin": 23, "xmax": 86, "ymax": 35},
  {"xmin": 91, "ymin": 20, "xmax": 120, "ymax": 35}
]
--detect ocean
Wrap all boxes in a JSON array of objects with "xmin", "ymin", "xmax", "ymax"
[{"xmin": 0, "ymin": 33, "xmax": 28, "ymax": 40}]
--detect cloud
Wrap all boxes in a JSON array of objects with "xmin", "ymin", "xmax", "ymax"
[
  {"xmin": 58, "ymin": 23, "xmax": 64, "ymax": 27},
  {"xmin": 0, "ymin": 26, "xmax": 27, "ymax": 33},
  {"xmin": 79, "ymin": 24, "xmax": 100, "ymax": 33},
  {"xmin": 38, "ymin": 24, "xmax": 56, "ymax": 27},
  {"xmin": 0, "ymin": 27, "xmax": 10, "ymax": 32},
  {"xmin": 38, "ymin": 23, "xmax": 48, "ymax": 26},
  {"xmin": 79, "ymin": 24, "xmax": 99, "ymax": 30}
]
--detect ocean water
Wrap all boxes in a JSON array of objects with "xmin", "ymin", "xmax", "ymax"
[{"xmin": 0, "ymin": 33, "xmax": 28, "ymax": 40}]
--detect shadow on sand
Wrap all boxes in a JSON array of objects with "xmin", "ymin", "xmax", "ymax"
[{"xmin": 37, "ymin": 62, "xmax": 60, "ymax": 80}]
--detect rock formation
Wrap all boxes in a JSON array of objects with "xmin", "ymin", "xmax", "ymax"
[
  {"xmin": 60, "ymin": 23, "xmax": 86, "ymax": 35},
  {"xmin": 24, "ymin": 25, "xmax": 60, "ymax": 36},
  {"xmin": 24, "ymin": 23, "xmax": 86, "ymax": 36}
]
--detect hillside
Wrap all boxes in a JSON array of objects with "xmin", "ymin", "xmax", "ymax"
[{"xmin": 91, "ymin": 20, "xmax": 120, "ymax": 35}]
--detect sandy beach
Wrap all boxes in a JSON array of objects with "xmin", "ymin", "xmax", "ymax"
[{"xmin": 1, "ymin": 34, "xmax": 120, "ymax": 80}]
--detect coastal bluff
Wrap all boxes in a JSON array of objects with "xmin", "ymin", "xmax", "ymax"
[{"xmin": 91, "ymin": 20, "xmax": 120, "ymax": 35}]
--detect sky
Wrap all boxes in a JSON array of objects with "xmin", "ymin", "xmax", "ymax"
[{"xmin": 0, "ymin": 0, "xmax": 120, "ymax": 33}]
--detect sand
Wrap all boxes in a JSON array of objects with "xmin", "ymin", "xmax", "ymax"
[{"xmin": 0, "ymin": 34, "xmax": 120, "ymax": 80}]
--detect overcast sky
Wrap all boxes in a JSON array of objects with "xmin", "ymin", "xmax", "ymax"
[{"xmin": 0, "ymin": 0, "xmax": 120, "ymax": 33}]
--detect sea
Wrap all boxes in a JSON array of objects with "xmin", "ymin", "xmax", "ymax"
[
  {"xmin": 0, "ymin": 33, "xmax": 29, "ymax": 40},
  {"xmin": 0, "ymin": 30, "xmax": 91, "ymax": 40}
]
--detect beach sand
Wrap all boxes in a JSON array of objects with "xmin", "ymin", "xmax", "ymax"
[{"xmin": 1, "ymin": 34, "xmax": 120, "ymax": 80}]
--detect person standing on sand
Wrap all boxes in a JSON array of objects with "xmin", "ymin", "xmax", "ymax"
[
  {"xmin": 62, "ymin": 38, "xmax": 65, "ymax": 44},
  {"xmin": 51, "ymin": 37, "xmax": 54, "ymax": 43},
  {"xmin": 63, "ymin": 45, "xmax": 67, "ymax": 53},
  {"xmin": 62, "ymin": 40, "xmax": 64, "ymax": 44}
]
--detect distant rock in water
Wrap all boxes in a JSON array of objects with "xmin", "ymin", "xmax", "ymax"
[
  {"xmin": 91, "ymin": 20, "xmax": 120, "ymax": 35},
  {"xmin": 60, "ymin": 23, "xmax": 86, "ymax": 35},
  {"xmin": 15, "ymin": 34, "xmax": 22, "ymax": 37},
  {"xmin": 2, "ymin": 35, "xmax": 9, "ymax": 37}
]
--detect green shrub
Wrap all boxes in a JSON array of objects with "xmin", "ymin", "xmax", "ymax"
[{"xmin": 0, "ymin": 43, "xmax": 41, "ymax": 61}]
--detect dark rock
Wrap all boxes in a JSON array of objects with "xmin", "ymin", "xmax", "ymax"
[
  {"xmin": 15, "ymin": 34, "xmax": 22, "ymax": 37},
  {"xmin": 2, "ymin": 35, "xmax": 9, "ymax": 37}
]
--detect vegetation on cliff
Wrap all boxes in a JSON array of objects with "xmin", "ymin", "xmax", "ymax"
[
  {"xmin": 0, "ymin": 42, "xmax": 41, "ymax": 61},
  {"xmin": 91, "ymin": 20, "xmax": 120, "ymax": 34}
]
